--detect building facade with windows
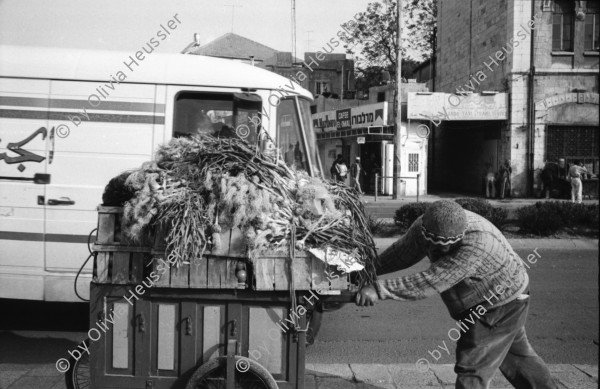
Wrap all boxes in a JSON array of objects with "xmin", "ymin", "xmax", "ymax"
[
  {"xmin": 426, "ymin": 0, "xmax": 598, "ymax": 197},
  {"xmin": 300, "ymin": 53, "xmax": 356, "ymax": 99},
  {"xmin": 187, "ymin": 33, "xmax": 356, "ymax": 103}
]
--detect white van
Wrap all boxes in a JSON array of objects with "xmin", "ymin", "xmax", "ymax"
[{"xmin": 0, "ymin": 45, "xmax": 319, "ymax": 302}]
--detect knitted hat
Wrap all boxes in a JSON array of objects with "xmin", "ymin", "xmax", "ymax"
[{"xmin": 421, "ymin": 200, "xmax": 467, "ymax": 245}]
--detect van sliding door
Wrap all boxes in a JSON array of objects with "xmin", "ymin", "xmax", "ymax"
[
  {"xmin": 43, "ymin": 80, "xmax": 162, "ymax": 301},
  {"xmin": 0, "ymin": 78, "xmax": 50, "ymax": 300}
]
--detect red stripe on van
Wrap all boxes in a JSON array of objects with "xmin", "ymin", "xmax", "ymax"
[
  {"xmin": 0, "ymin": 231, "xmax": 90, "ymax": 244},
  {"xmin": 0, "ymin": 109, "xmax": 164, "ymax": 125},
  {"xmin": 0, "ymin": 96, "xmax": 165, "ymax": 113}
]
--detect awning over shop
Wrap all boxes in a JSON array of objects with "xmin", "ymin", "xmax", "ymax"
[
  {"xmin": 407, "ymin": 92, "xmax": 508, "ymax": 122},
  {"xmin": 312, "ymin": 102, "xmax": 391, "ymax": 140},
  {"xmin": 316, "ymin": 125, "xmax": 394, "ymax": 140}
]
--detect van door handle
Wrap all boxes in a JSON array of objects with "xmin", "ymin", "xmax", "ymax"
[{"xmin": 47, "ymin": 197, "xmax": 75, "ymax": 206}]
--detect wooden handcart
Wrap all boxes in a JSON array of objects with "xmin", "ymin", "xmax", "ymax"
[{"xmin": 67, "ymin": 206, "xmax": 354, "ymax": 389}]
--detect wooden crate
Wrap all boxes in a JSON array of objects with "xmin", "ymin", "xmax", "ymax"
[
  {"xmin": 152, "ymin": 222, "xmax": 247, "ymax": 259},
  {"xmin": 94, "ymin": 206, "xmax": 349, "ymax": 291},
  {"xmin": 150, "ymin": 223, "xmax": 247, "ymax": 289},
  {"xmin": 94, "ymin": 206, "xmax": 152, "ymax": 284},
  {"xmin": 149, "ymin": 252, "xmax": 241, "ymax": 289},
  {"xmin": 96, "ymin": 206, "xmax": 152, "ymax": 246},
  {"xmin": 252, "ymin": 252, "xmax": 348, "ymax": 291},
  {"xmin": 146, "ymin": 252, "xmax": 349, "ymax": 291},
  {"xmin": 93, "ymin": 249, "xmax": 148, "ymax": 284}
]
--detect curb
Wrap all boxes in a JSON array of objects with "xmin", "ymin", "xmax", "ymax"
[
  {"xmin": 508, "ymin": 238, "xmax": 598, "ymax": 250},
  {"xmin": 305, "ymin": 363, "xmax": 599, "ymax": 388},
  {"xmin": 373, "ymin": 237, "xmax": 598, "ymax": 251},
  {"xmin": 2, "ymin": 363, "xmax": 597, "ymax": 389}
]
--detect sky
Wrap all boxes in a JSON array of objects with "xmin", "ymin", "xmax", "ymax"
[{"xmin": 0, "ymin": 0, "xmax": 375, "ymax": 57}]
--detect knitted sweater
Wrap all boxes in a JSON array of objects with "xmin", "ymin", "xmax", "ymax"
[{"xmin": 374, "ymin": 210, "xmax": 529, "ymax": 319}]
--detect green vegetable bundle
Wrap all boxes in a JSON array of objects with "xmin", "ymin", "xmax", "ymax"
[{"xmin": 118, "ymin": 135, "xmax": 377, "ymax": 286}]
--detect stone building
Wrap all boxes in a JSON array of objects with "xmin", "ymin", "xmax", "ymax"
[
  {"xmin": 300, "ymin": 53, "xmax": 356, "ymax": 99},
  {"xmin": 423, "ymin": 0, "xmax": 598, "ymax": 197},
  {"xmin": 187, "ymin": 33, "xmax": 355, "ymax": 103}
]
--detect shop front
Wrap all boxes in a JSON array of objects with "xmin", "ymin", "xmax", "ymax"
[{"xmin": 313, "ymin": 102, "xmax": 428, "ymax": 196}]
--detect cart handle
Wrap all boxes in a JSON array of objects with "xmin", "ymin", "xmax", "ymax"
[{"xmin": 317, "ymin": 290, "xmax": 357, "ymax": 303}]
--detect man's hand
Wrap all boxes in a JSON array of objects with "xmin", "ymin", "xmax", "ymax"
[{"xmin": 355, "ymin": 285, "xmax": 379, "ymax": 306}]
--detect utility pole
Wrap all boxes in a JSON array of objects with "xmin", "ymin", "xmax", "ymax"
[
  {"xmin": 291, "ymin": 0, "xmax": 297, "ymax": 61},
  {"xmin": 392, "ymin": 0, "xmax": 402, "ymax": 199},
  {"xmin": 341, "ymin": 63, "xmax": 344, "ymax": 102}
]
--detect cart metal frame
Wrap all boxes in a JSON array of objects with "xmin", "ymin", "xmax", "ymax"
[
  {"xmin": 86, "ymin": 283, "xmax": 352, "ymax": 389},
  {"xmin": 76, "ymin": 206, "xmax": 354, "ymax": 389}
]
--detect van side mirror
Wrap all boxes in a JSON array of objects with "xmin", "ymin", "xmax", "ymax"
[{"xmin": 33, "ymin": 173, "xmax": 51, "ymax": 185}]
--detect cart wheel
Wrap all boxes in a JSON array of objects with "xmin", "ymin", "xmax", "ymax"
[
  {"xmin": 64, "ymin": 339, "xmax": 90, "ymax": 389},
  {"xmin": 185, "ymin": 356, "xmax": 278, "ymax": 389}
]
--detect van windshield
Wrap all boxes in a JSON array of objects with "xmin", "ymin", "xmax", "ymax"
[
  {"xmin": 276, "ymin": 97, "xmax": 321, "ymax": 177},
  {"xmin": 298, "ymin": 98, "xmax": 322, "ymax": 177}
]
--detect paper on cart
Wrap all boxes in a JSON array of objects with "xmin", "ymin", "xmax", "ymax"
[{"xmin": 309, "ymin": 246, "xmax": 364, "ymax": 273}]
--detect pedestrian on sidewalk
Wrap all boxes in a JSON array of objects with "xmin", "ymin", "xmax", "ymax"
[
  {"xmin": 557, "ymin": 158, "xmax": 569, "ymax": 198},
  {"xmin": 356, "ymin": 200, "xmax": 557, "ymax": 389},
  {"xmin": 567, "ymin": 160, "xmax": 587, "ymax": 203},
  {"xmin": 330, "ymin": 154, "xmax": 343, "ymax": 181},
  {"xmin": 350, "ymin": 157, "xmax": 364, "ymax": 194},
  {"xmin": 334, "ymin": 155, "xmax": 348, "ymax": 184},
  {"xmin": 363, "ymin": 154, "xmax": 380, "ymax": 194},
  {"xmin": 484, "ymin": 163, "xmax": 496, "ymax": 198},
  {"xmin": 499, "ymin": 160, "xmax": 512, "ymax": 199},
  {"xmin": 541, "ymin": 161, "xmax": 556, "ymax": 199}
]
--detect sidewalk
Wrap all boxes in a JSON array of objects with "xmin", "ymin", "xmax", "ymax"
[
  {"xmin": 363, "ymin": 193, "xmax": 598, "ymax": 219},
  {"xmin": 304, "ymin": 363, "xmax": 599, "ymax": 389},
  {"xmin": 1, "ymin": 362, "xmax": 597, "ymax": 388},
  {"xmin": 373, "ymin": 237, "xmax": 599, "ymax": 251}
]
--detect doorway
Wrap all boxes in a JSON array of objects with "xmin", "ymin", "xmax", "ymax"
[
  {"xmin": 359, "ymin": 141, "xmax": 384, "ymax": 194},
  {"xmin": 429, "ymin": 121, "xmax": 502, "ymax": 195}
]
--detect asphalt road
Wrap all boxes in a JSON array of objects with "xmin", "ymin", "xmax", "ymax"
[
  {"xmin": 0, "ymin": 241, "xmax": 597, "ymax": 369},
  {"xmin": 306, "ymin": 243, "xmax": 599, "ymax": 366}
]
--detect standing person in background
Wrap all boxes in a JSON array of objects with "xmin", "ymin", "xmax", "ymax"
[
  {"xmin": 284, "ymin": 143, "xmax": 295, "ymax": 167},
  {"xmin": 557, "ymin": 158, "xmax": 567, "ymax": 179},
  {"xmin": 350, "ymin": 157, "xmax": 364, "ymax": 194},
  {"xmin": 484, "ymin": 163, "xmax": 496, "ymax": 198},
  {"xmin": 335, "ymin": 156, "xmax": 348, "ymax": 184},
  {"xmin": 499, "ymin": 160, "xmax": 512, "ymax": 199},
  {"xmin": 557, "ymin": 158, "xmax": 569, "ymax": 198},
  {"xmin": 363, "ymin": 154, "xmax": 379, "ymax": 194},
  {"xmin": 294, "ymin": 141, "xmax": 305, "ymax": 170},
  {"xmin": 567, "ymin": 160, "xmax": 587, "ymax": 203},
  {"xmin": 540, "ymin": 161, "xmax": 556, "ymax": 199},
  {"xmin": 330, "ymin": 154, "xmax": 342, "ymax": 181}
]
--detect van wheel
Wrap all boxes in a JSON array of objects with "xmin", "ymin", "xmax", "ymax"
[
  {"xmin": 185, "ymin": 356, "xmax": 278, "ymax": 389},
  {"xmin": 64, "ymin": 339, "xmax": 90, "ymax": 389}
]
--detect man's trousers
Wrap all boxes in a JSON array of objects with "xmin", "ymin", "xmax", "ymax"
[{"xmin": 455, "ymin": 296, "xmax": 557, "ymax": 389}]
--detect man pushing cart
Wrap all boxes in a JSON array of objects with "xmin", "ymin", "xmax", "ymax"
[{"xmin": 356, "ymin": 200, "xmax": 557, "ymax": 389}]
